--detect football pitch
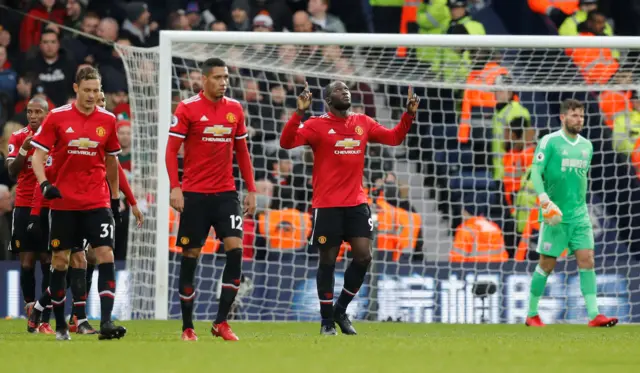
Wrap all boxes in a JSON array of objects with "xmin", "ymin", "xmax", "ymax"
[{"xmin": 1, "ymin": 320, "xmax": 639, "ymax": 373}]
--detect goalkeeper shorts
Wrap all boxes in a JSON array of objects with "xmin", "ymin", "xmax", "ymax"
[{"xmin": 536, "ymin": 219, "xmax": 594, "ymax": 257}]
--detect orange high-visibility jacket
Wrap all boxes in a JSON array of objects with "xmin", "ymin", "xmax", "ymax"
[
  {"xmin": 599, "ymin": 90, "xmax": 632, "ymax": 129},
  {"xmin": 450, "ymin": 216, "xmax": 508, "ymax": 262},
  {"xmin": 169, "ymin": 208, "xmax": 220, "ymax": 254},
  {"xmin": 376, "ymin": 199, "xmax": 422, "ymax": 261},
  {"xmin": 458, "ymin": 62, "xmax": 510, "ymax": 143},
  {"xmin": 528, "ymin": 0, "xmax": 578, "ymax": 16},
  {"xmin": 503, "ymin": 146, "xmax": 535, "ymax": 206},
  {"xmin": 566, "ymin": 32, "xmax": 619, "ymax": 85},
  {"xmin": 397, "ymin": 0, "xmax": 420, "ymax": 57},
  {"xmin": 258, "ymin": 208, "xmax": 312, "ymax": 250}
]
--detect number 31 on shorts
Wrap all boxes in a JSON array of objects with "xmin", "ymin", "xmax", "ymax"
[{"xmin": 100, "ymin": 223, "xmax": 114, "ymax": 239}]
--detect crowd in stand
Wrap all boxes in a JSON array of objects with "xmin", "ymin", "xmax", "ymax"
[{"xmin": 1, "ymin": 0, "xmax": 640, "ymax": 262}]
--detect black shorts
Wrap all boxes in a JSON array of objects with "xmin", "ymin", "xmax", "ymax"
[
  {"xmin": 310, "ymin": 204, "xmax": 373, "ymax": 248},
  {"xmin": 10, "ymin": 207, "xmax": 50, "ymax": 253},
  {"xmin": 49, "ymin": 208, "xmax": 115, "ymax": 253},
  {"xmin": 177, "ymin": 191, "xmax": 243, "ymax": 249}
]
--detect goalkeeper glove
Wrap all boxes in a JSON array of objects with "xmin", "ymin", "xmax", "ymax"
[
  {"xmin": 40, "ymin": 181, "xmax": 62, "ymax": 200},
  {"xmin": 539, "ymin": 193, "xmax": 562, "ymax": 226},
  {"xmin": 111, "ymin": 198, "xmax": 122, "ymax": 224}
]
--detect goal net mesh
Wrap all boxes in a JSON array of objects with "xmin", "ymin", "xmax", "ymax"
[{"xmin": 117, "ymin": 39, "xmax": 640, "ymax": 323}]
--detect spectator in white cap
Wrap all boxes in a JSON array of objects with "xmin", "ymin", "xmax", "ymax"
[{"xmin": 253, "ymin": 12, "xmax": 274, "ymax": 32}]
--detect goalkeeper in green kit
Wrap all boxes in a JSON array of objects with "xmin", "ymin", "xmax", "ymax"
[{"xmin": 525, "ymin": 99, "xmax": 618, "ymax": 328}]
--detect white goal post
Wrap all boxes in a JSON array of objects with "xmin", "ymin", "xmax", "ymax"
[{"xmin": 118, "ymin": 31, "xmax": 640, "ymax": 322}]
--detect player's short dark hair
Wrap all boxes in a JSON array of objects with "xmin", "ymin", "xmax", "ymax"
[
  {"xmin": 41, "ymin": 29, "xmax": 58, "ymax": 40},
  {"xmin": 201, "ymin": 58, "xmax": 226, "ymax": 76},
  {"xmin": 560, "ymin": 99, "xmax": 584, "ymax": 114},
  {"xmin": 76, "ymin": 66, "xmax": 101, "ymax": 84}
]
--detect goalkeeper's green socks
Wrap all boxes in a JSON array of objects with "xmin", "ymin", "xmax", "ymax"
[
  {"xmin": 579, "ymin": 268, "xmax": 600, "ymax": 320},
  {"xmin": 528, "ymin": 265, "xmax": 549, "ymax": 317}
]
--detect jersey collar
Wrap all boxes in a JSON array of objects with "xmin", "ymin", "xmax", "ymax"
[
  {"xmin": 559, "ymin": 129, "xmax": 580, "ymax": 146},
  {"xmin": 72, "ymin": 101, "xmax": 97, "ymax": 117}
]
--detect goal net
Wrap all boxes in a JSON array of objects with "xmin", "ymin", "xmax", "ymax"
[{"xmin": 117, "ymin": 32, "xmax": 640, "ymax": 323}]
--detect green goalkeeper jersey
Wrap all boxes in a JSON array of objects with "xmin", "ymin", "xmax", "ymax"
[{"xmin": 530, "ymin": 129, "xmax": 593, "ymax": 223}]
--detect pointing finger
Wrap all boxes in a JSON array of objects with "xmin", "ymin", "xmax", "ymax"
[
  {"xmin": 408, "ymin": 86, "xmax": 413, "ymax": 100},
  {"xmin": 304, "ymin": 81, "xmax": 309, "ymax": 91}
]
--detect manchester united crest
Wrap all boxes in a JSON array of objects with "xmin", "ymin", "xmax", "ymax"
[
  {"xmin": 180, "ymin": 237, "xmax": 190, "ymax": 245},
  {"xmin": 355, "ymin": 126, "xmax": 363, "ymax": 136},
  {"xmin": 51, "ymin": 239, "xmax": 60, "ymax": 248},
  {"xmin": 318, "ymin": 236, "xmax": 327, "ymax": 244},
  {"xmin": 96, "ymin": 126, "xmax": 106, "ymax": 137},
  {"xmin": 226, "ymin": 112, "xmax": 237, "ymax": 123}
]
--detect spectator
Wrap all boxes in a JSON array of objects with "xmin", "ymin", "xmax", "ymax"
[
  {"xmin": 266, "ymin": 149, "xmax": 293, "ymax": 186},
  {"xmin": 23, "ymin": 30, "xmax": 76, "ymax": 107},
  {"xmin": 168, "ymin": 10, "xmax": 191, "ymax": 31},
  {"xmin": 99, "ymin": 36, "xmax": 129, "ymax": 108},
  {"xmin": 185, "ymin": 1, "xmax": 216, "ymax": 30},
  {"xmin": 93, "ymin": 17, "xmax": 120, "ymax": 65},
  {"xmin": 117, "ymin": 120, "xmax": 132, "ymax": 171},
  {"xmin": 229, "ymin": 0, "xmax": 252, "ymax": 31},
  {"xmin": 292, "ymin": 11, "xmax": 317, "ymax": 32},
  {"xmin": 19, "ymin": 0, "xmax": 65, "ymax": 53},
  {"xmin": 211, "ymin": 20, "xmax": 228, "ymax": 31},
  {"xmin": 253, "ymin": 12, "xmax": 274, "ymax": 32},
  {"xmin": 308, "ymin": 0, "xmax": 346, "ymax": 33},
  {"xmin": 120, "ymin": 2, "xmax": 157, "ymax": 47},
  {"xmin": 251, "ymin": 0, "xmax": 293, "ymax": 31},
  {"xmin": 63, "ymin": 12, "xmax": 102, "ymax": 65},
  {"xmin": 613, "ymin": 91, "xmax": 640, "ymax": 156},
  {"xmin": 97, "ymin": 17, "xmax": 119, "ymax": 42},
  {"xmin": 64, "ymin": 0, "xmax": 86, "ymax": 33},
  {"xmin": 559, "ymin": 0, "xmax": 613, "ymax": 36},
  {"xmin": 0, "ymin": 45, "xmax": 17, "ymax": 104}
]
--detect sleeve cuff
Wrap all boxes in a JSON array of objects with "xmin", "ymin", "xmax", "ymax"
[
  {"xmin": 235, "ymin": 133, "xmax": 248, "ymax": 140},
  {"xmin": 169, "ymin": 131, "xmax": 186, "ymax": 139},
  {"xmin": 31, "ymin": 141, "xmax": 50, "ymax": 152},
  {"xmin": 107, "ymin": 149, "xmax": 122, "ymax": 156},
  {"xmin": 6, "ymin": 156, "xmax": 15, "ymax": 160}
]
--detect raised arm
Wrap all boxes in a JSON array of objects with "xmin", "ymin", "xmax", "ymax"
[
  {"xmin": 280, "ymin": 82, "xmax": 312, "ymax": 149},
  {"xmin": 6, "ymin": 134, "xmax": 31, "ymax": 179},
  {"xmin": 369, "ymin": 87, "xmax": 419, "ymax": 146}
]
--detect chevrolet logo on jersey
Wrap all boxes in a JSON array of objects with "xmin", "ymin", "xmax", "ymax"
[
  {"xmin": 68, "ymin": 138, "xmax": 99, "ymax": 156},
  {"xmin": 202, "ymin": 125, "xmax": 232, "ymax": 143},
  {"xmin": 334, "ymin": 138, "xmax": 361, "ymax": 155}
]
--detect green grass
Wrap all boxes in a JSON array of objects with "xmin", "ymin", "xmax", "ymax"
[{"xmin": 1, "ymin": 320, "xmax": 639, "ymax": 373}]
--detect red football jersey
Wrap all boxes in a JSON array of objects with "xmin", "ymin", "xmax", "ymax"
[
  {"xmin": 280, "ymin": 111, "xmax": 414, "ymax": 208},
  {"xmin": 31, "ymin": 103, "xmax": 121, "ymax": 211},
  {"xmin": 169, "ymin": 92, "xmax": 247, "ymax": 193},
  {"xmin": 7, "ymin": 127, "xmax": 37, "ymax": 207}
]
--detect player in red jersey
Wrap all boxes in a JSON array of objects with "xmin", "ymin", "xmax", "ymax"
[
  {"xmin": 166, "ymin": 58, "xmax": 257, "ymax": 342},
  {"xmin": 280, "ymin": 81, "xmax": 419, "ymax": 335},
  {"xmin": 30, "ymin": 67, "xmax": 126, "ymax": 341},
  {"xmin": 6, "ymin": 97, "xmax": 55, "ymax": 334}
]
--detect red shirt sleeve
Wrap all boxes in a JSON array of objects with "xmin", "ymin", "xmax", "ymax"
[
  {"xmin": 235, "ymin": 108, "xmax": 248, "ymax": 140},
  {"xmin": 280, "ymin": 112, "xmax": 315, "ymax": 149},
  {"xmin": 234, "ymin": 138, "xmax": 256, "ymax": 192},
  {"xmin": 31, "ymin": 113, "xmax": 57, "ymax": 152},
  {"xmin": 105, "ymin": 117, "xmax": 122, "ymax": 155},
  {"xmin": 118, "ymin": 163, "xmax": 137, "ymax": 206},
  {"xmin": 368, "ymin": 112, "xmax": 414, "ymax": 146},
  {"xmin": 169, "ymin": 103, "xmax": 190, "ymax": 139},
  {"xmin": 7, "ymin": 133, "xmax": 21, "ymax": 160}
]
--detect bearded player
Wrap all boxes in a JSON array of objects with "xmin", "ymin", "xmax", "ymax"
[
  {"xmin": 525, "ymin": 99, "xmax": 618, "ymax": 327},
  {"xmin": 280, "ymin": 81, "xmax": 419, "ymax": 335},
  {"xmin": 166, "ymin": 58, "xmax": 257, "ymax": 341},
  {"xmin": 6, "ymin": 97, "xmax": 54, "ymax": 334},
  {"xmin": 30, "ymin": 66, "xmax": 126, "ymax": 340}
]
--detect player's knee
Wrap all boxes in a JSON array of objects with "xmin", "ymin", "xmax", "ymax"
[
  {"xmin": 93, "ymin": 246, "xmax": 115, "ymax": 264},
  {"xmin": 353, "ymin": 251, "xmax": 372, "ymax": 267},
  {"xmin": 19, "ymin": 253, "xmax": 36, "ymax": 269},
  {"xmin": 39, "ymin": 252, "xmax": 51, "ymax": 264},
  {"xmin": 319, "ymin": 248, "xmax": 338, "ymax": 266},
  {"xmin": 183, "ymin": 247, "xmax": 201, "ymax": 258},
  {"xmin": 71, "ymin": 251, "xmax": 87, "ymax": 269},
  {"xmin": 86, "ymin": 246, "xmax": 97, "ymax": 264},
  {"xmin": 576, "ymin": 253, "xmax": 594, "ymax": 269},
  {"xmin": 51, "ymin": 252, "xmax": 70, "ymax": 271}
]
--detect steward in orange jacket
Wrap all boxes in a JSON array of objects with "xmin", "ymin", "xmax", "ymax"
[
  {"xmin": 258, "ymin": 208, "xmax": 312, "ymax": 250},
  {"xmin": 450, "ymin": 213, "xmax": 508, "ymax": 262}
]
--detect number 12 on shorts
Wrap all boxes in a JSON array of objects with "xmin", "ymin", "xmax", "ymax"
[
  {"xmin": 100, "ymin": 223, "xmax": 114, "ymax": 239},
  {"xmin": 230, "ymin": 215, "xmax": 243, "ymax": 231}
]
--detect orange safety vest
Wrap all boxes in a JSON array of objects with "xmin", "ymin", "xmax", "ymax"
[
  {"xmin": 458, "ymin": 62, "xmax": 510, "ymax": 143},
  {"xmin": 258, "ymin": 208, "xmax": 312, "ymax": 250},
  {"xmin": 566, "ymin": 32, "xmax": 619, "ymax": 85},
  {"xmin": 376, "ymin": 199, "xmax": 422, "ymax": 261},
  {"xmin": 528, "ymin": 0, "xmax": 578, "ymax": 16},
  {"xmin": 503, "ymin": 146, "xmax": 535, "ymax": 206},
  {"xmin": 599, "ymin": 90, "xmax": 632, "ymax": 129},
  {"xmin": 169, "ymin": 208, "xmax": 220, "ymax": 254},
  {"xmin": 397, "ymin": 0, "xmax": 420, "ymax": 57},
  {"xmin": 630, "ymin": 138, "xmax": 640, "ymax": 179},
  {"xmin": 450, "ymin": 216, "xmax": 509, "ymax": 262},
  {"xmin": 515, "ymin": 208, "xmax": 568, "ymax": 260}
]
